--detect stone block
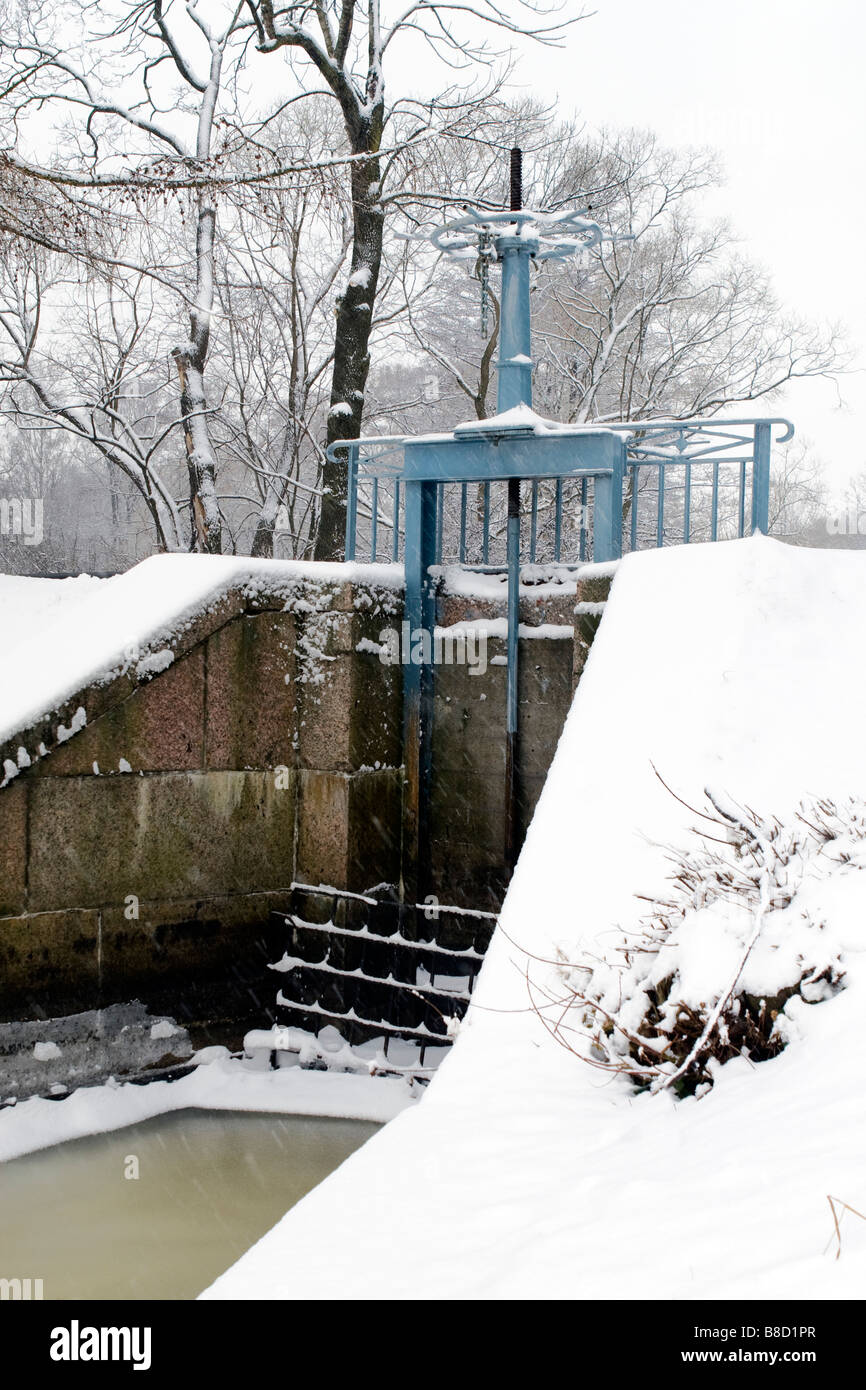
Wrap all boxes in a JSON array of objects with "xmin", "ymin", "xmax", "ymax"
[
  {"xmin": 346, "ymin": 768, "xmax": 403, "ymax": 890},
  {"xmin": 427, "ymin": 852, "xmax": 508, "ymax": 914},
  {"xmin": 297, "ymin": 650, "xmax": 401, "ymax": 772},
  {"xmin": 575, "ymin": 572, "xmax": 614, "ymax": 607},
  {"xmin": 433, "ymin": 652, "xmax": 507, "ymax": 775},
  {"xmin": 0, "ymin": 781, "xmax": 27, "ymax": 917},
  {"xmin": 296, "ymin": 770, "xmax": 350, "ymax": 889},
  {"xmin": 27, "ymin": 770, "xmax": 296, "ymax": 911},
  {"xmin": 296, "ymin": 768, "xmax": 403, "ymax": 893},
  {"xmin": 99, "ymin": 890, "xmax": 293, "ymax": 997},
  {"xmin": 518, "ymin": 638, "xmax": 573, "ymax": 776},
  {"xmin": 573, "ymin": 573, "xmax": 612, "ymax": 688},
  {"xmin": 429, "ymin": 768, "xmax": 507, "ymax": 854},
  {"xmin": 0, "ymin": 908, "xmax": 100, "ymax": 1018},
  {"xmin": 39, "ymin": 648, "xmax": 205, "ymax": 776},
  {"xmin": 205, "ymin": 612, "xmax": 295, "ymax": 770}
]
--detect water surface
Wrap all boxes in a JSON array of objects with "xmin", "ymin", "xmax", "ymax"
[{"xmin": 0, "ymin": 1109, "xmax": 378, "ymax": 1299}]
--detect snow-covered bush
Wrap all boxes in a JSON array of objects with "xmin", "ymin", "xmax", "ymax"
[{"xmin": 543, "ymin": 789, "xmax": 861, "ymax": 1098}]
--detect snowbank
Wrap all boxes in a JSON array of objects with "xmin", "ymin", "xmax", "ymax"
[{"xmin": 201, "ymin": 536, "xmax": 866, "ymax": 1301}]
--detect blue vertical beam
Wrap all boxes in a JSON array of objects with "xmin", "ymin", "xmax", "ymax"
[
  {"xmin": 344, "ymin": 444, "xmax": 359, "ymax": 561},
  {"xmin": 738, "ymin": 461, "xmax": 746, "ymax": 537},
  {"xmin": 435, "ymin": 481, "xmax": 444, "ymax": 562},
  {"xmin": 683, "ymin": 460, "xmax": 691, "ymax": 543},
  {"xmin": 554, "ymin": 478, "xmax": 563, "ymax": 560},
  {"xmin": 505, "ymin": 474, "xmax": 521, "ymax": 869},
  {"xmin": 403, "ymin": 478, "xmax": 438, "ymax": 899},
  {"xmin": 392, "ymin": 480, "xmax": 400, "ymax": 561},
  {"xmin": 497, "ymin": 167, "xmax": 535, "ymax": 873},
  {"xmin": 711, "ymin": 462, "xmax": 719, "ymax": 542},
  {"xmin": 370, "ymin": 476, "xmax": 378, "ymax": 561},
  {"xmin": 496, "ymin": 238, "xmax": 534, "ymax": 411},
  {"xmin": 751, "ymin": 421, "xmax": 771, "ymax": 534},
  {"xmin": 459, "ymin": 482, "xmax": 467, "ymax": 561},
  {"xmin": 529, "ymin": 479, "xmax": 539, "ymax": 561},
  {"xmin": 579, "ymin": 476, "xmax": 588, "ymax": 560},
  {"xmin": 657, "ymin": 463, "xmax": 665, "ymax": 547},
  {"xmin": 592, "ymin": 442, "xmax": 625, "ymax": 562},
  {"xmin": 630, "ymin": 465, "xmax": 638, "ymax": 552},
  {"xmin": 481, "ymin": 482, "xmax": 490, "ymax": 563}
]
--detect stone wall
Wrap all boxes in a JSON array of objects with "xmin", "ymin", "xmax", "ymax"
[
  {"xmin": 0, "ymin": 575, "xmax": 401, "ymax": 1040},
  {"xmin": 0, "ymin": 565, "xmax": 614, "ymax": 1043}
]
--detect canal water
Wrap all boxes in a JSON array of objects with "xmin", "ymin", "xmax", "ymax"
[{"xmin": 0, "ymin": 1109, "xmax": 379, "ymax": 1299}]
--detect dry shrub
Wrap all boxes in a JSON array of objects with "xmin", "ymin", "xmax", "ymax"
[{"xmin": 531, "ymin": 782, "xmax": 855, "ymax": 1098}]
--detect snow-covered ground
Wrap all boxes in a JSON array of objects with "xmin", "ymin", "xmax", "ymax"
[{"xmin": 201, "ymin": 536, "xmax": 866, "ymax": 1300}]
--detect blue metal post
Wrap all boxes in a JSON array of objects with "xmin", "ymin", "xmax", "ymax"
[
  {"xmin": 403, "ymin": 477, "xmax": 438, "ymax": 899},
  {"xmin": 751, "ymin": 421, "xmax": 771, "ymax": 534},
  {"xmin": 505, "ymin": 472, "xmax": 521, "ymax": 868},
  {"xmin": 392, "ymin": 479, "xmax": 400, "ymax": 561},
  {"xmin": 344, "ymin": 443, "xmax": 359, "ymax": 561},
  {"xmin": 683, "ymin": 460, "xmax": 691, "ymax": 543},
  {"xmin": 500, "ymin": 148, "xmax": 533, "ymax": 872},
  {"xmin": 592, "ymin": 442, "xmax": 624, "ymax": 562},
  {"xmin": 497, "ymin": 236, "xmax": 534, "ymax": 412}
]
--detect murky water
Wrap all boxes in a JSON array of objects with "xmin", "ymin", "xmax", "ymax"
[{"xmin": 0, "ymin": 1109, "xmax": 378, "ymax": 1300}]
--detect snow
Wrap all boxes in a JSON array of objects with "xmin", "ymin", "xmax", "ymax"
[
  {"xmin": 201, "ymin": 537, "xmax": 866, "ymax": 1301},
  {"xmin": 436, "ymin": 618, "xmax": 573, "ymax": 641},
  {"xmin": 434, "ymin": 563, "xmax": 578, "ymax": 600},
  {"xmin": 450, "ymin": 404, "xmax": 627, "ymax": 438},
  {"xmin": 575, "ymin": 558, "xmax": 621, "ymax": 580},
  {"xmin": 0, "ymin": 1050, "xmax": 415, "ymax": 1164},
  {"xmin": 149, "ymin": 1020, "xmax": 181, "ymax": 1041},
  {"xmin": 0, "ymin": 574, "xmax": 105, "ymax": 653},
  {"xmin": 0, "ymin": 555, "xmax": 403, "ymax": 763}
]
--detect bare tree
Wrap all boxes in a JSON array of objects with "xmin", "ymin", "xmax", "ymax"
[
  {"xmin": 0, "ymin": 0, "xmax": 255, "ymax": 551},
  {"xmin": 208, "ymin": 101, "xmax": 352, "ymax": 557},
  {"xmin": 0, "ymin": 243, "xmax": 186, "ymax": 550},
  {"xmin": 243, "ymin": 0, "xmax": 584, "ymax": 557}
]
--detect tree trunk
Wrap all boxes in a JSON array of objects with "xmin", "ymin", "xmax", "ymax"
[
  {"xmin": 172, "ymin": 200, "xmax": 222, "ymax": 555},
  {"xmin": 251, "ymin": 512, "xmax": 276, "ymax": 557},
  {"xmin": 316, "ymin": 148, "xmax": 383, "ymax": 561}
]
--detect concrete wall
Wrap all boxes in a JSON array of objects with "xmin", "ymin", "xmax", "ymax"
[{"xmin": 0, "ymin": 566, "xmax": 612, "ymax": 1041}]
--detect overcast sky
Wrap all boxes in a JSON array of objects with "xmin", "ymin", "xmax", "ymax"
[{"xmin": 503, "ymin": 0, "xmax": 865, "ymax": 492}]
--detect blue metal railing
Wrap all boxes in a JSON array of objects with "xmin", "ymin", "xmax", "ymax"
[{"xmin": 338, "ymin": 417, "xmax": 792, "ymax": 566}]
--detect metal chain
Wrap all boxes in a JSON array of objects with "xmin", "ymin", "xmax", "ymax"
[{"xmin": 478, "ymin": 227, "xmax": 494, "ymax": 337}]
